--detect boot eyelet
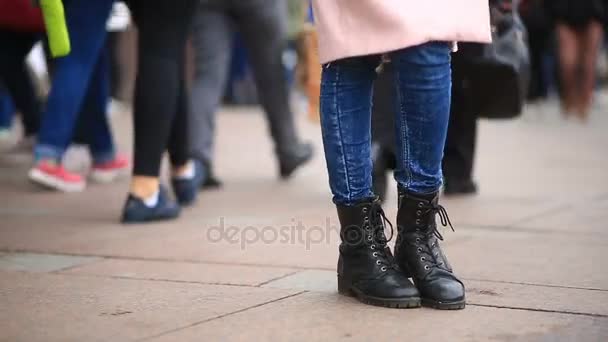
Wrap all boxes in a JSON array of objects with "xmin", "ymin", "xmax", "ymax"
[
  {"xmin": 421, "ymin": 257, "xmax": 426, "ymax": 261},
  {"xmin": 417, "ymin": 247, "xmax": 422, "ymax": 253},
  {"xmin": 415, "ymin": 219, "xmax": 421, "ymax": 225},
  {"xmin": 418, "ymin": 203, "xmax": 423, "ymax": 208},
  {"xmin": 424, "ymin": 265, "xmax": 430, "ymax": 270},
  {"xmin": 367, "ymin": 236, "xmax": 373, "ymax": 241},
  {"xmin": 372, "ymin": 252, "xmax": 378, "ymax": 257},
  {"xmin": 415, "ymin": 238, "xmax": 421, "ymax": 243},
  {"xmin": 376, "ymin": 260, "xmax": 382, "ymax": 265},
  {"xmin": 381, "ymin": 266, "xmax": 387, "ymax": 272},
  {"xmin": 362, "ymin": 208, "xmax": 368, "ymax": 213},
  {"xmin": 370, "ymin": 244, "xmax": 376, "ymax": 250}
]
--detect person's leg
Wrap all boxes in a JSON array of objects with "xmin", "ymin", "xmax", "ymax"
[
  {"xmin": 29, "ymin": 0, "xmax": 113, "ymax": 192},
  {"xmin": 188, "ymin": 4, "xmax": 232, "ymax": 179},
  {"xmin": 577, "ymin": 20, "xmax": 603, "ymax": 119},
  {"xmin": 442, "ymin": 63, "xmax": 478, "ymax": 195},
  {"xmin": 0, "ymin": 85, "xmax": 13, "ymax": 129},
  {"xmin": 390, "ymin": 42, "xmax": 465, "ymax": 310},
  {"xmin": 321, "ymin": 55, "xmax": 421, "ymax": 308},
  {"xmin": 34, "ymin": 0, "xmax": 113, "ymax": 163},
  {"xmin": 128, "ymin": 0, "xmax": 195, "ymax": 179},
  {"xmin": 320, "ymin": 57, "xmax": 377, "ymax": 205},
  {"xmin": 234, "ymin": 0, "xmax": 313, "ymax": 178},
  {"xmin": 74, "ymin": 47, "xmax": 129, "ymax": 183},
  {"xmin": 0, "ymin": 30, "xmax": 41, "ymax": 138},
  {"xmin": 169, "ymin": 75, "xmax": 205, "ymax": 205},
  {"xmin": 122, "ymin": 0, "xmax": 196, "ymax": 222},
  {"xmin": 556, "ymin": 23, "xmax": 580, "ymax": 116}
]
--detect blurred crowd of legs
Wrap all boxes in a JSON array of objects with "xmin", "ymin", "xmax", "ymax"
[{"xmin": 1, "ymin": 0, "xmax": 606, "ymax": 222}]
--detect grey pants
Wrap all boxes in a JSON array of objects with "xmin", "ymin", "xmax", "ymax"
[{"xmin": 189, "ymin": 0, "xmax": 300, "ymax": 164}]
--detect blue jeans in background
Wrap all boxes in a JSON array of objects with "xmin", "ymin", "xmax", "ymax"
[
  {"xmin": 0, "ymin": 85, "xmax": 14, "ymax": 129},
  {"xmin": 320, "ymin": 42, "xmax": 452, "ymax": 205},
  {"xmin": 34, "ymin": 0, "xmax": 115, "ymax": 164}
]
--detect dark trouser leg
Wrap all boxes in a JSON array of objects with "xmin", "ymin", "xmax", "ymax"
[
  {"xmin": 188, "ymin": 5, "xmax": 233, "ymax": 164},
  {"xmin": 442, "ymin": 65, "xmax": 477, "ymax": 184},
  {"xmin": 0, "ymin": 30, "xmax": 41, "ymax": 137},
  {"xmin": 128, "ymin": 0, "xmax": 196, "ymax": 176},
  {"xmin": 234, "ymin": 0, "xmax": 302, "ymax": 156},
  {"xmin": 168, "ymin": 74, "xmax": 189, "ymax": 168}
]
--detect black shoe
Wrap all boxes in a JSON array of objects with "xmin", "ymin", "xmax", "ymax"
[
  {"xmin": 443, "ymin": 179, "xmax": 478, "ymax": 196},
  {"xmin": 336, "ymin": 198, "xmax": 421, "ymax": 308},
  {"xmin": 121, "ymin": 185, "xmax": 181, "ymax": 224},
  {"xmin": 199, "ymin": 159, "xmax": 223, "ymax": 190},
  {"xmin": 278, "ymin": 142, "xmax": 314, "ymax": 179},
  {"xmin": 172, "ymin": 160, "xmax": 205, "ymax": 206},
  {"xmin": 394, "ymin": 190, "xmax": 465, "ymax": 310}
]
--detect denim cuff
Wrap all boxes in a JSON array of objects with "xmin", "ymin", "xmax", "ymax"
[{"xmin": 34, "ymin": 144, "xmax": 64, "ymax": 163}]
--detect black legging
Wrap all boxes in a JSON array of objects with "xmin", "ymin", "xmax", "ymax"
[
  {"xmin": 0, "ymin": 29, "xmax": 41, "ymax": 137},
  {"xmin": 126, "ymin": 0, "xmax": 195, "ymax": 176}
]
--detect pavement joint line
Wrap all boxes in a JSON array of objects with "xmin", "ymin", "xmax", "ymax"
[
  {"xmin": 458, "ymin": 223, "xmax": 607, "ymax": 237},
  {"xmin": 256, "ymin": 270, "xmax": 302, "ymax": 287},
  {"xmin": 0, "ymin": 249, "xmax": 332, "ymax": 271},
  {"xmin": 55, "ymin": 272, "xmax": 266, "ymax": 289},
  {"xmin": 467, "ymin": 303, "xmax": 608, "ymax": 318},
  {"xmin": 49, "ymin": 258, "xmax": 106, "ymax": 274},
  {"xmin": 136, "ymin": 290, "xmax": 308, "ymax": 341},
  {"xmin": 462, "ymin": 277, "xmax": 608, "ymax": 292},
  {"xmin": 5, "ymin": 251, "xmax": 608, "ymax": 292},
  {"xmin": 506, "ymin": 203, "xmax": 573, "ymax": 227}
]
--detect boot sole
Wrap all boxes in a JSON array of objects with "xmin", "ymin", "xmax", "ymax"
[
  {"xmin": 421, "ymin": 297, "xmax": 466, "ymax": 310},
  {"xmin": 338, "ymin": 277, "xmax": 421, "ymax": 309}
]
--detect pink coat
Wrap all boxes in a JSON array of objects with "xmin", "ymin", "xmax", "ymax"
[{"xmin": 311, "ymin": 0, "xmax": 493, "ymax": 64}]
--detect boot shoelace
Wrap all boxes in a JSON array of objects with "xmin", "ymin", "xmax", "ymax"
[
  {"xmin": 415, "ymin": 201, "xmax": 455, "ymax": 270},
  {"xmin": 367, "ymin": 205, "xmax": 395, "ymax": 272}
]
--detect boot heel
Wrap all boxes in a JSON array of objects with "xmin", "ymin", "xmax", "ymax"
[{"xmin": 337, "ymin": 276, "xmax": 354, "ymax": 297}]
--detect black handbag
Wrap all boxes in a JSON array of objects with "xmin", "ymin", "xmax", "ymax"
[{"xmin": 456, "ymin": 1, "xmax": 531, "ymax": 119}]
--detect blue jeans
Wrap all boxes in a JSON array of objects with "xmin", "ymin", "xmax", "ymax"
[
  {"xmin": 0, "ymin": 86, "xmax": 14, "ymax": 129},
  {"xmin": 320, "ymin": 42, "xmax": 452, "ymax": 205},
  {"xmin": 35, "ymin": 0, "xmax": 115, "ymax": 164}
]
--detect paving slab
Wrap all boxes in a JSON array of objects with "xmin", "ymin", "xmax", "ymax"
[
  {"xmin": 62, "ymin": 258, "xmax": 297, "ymax": 286},
  {"xmin": 0, "ymin": 270, "xmax": 299, "ymax": 342},
  {"xmin": 446, "ymin": 229, "xmax": 608, "ymax": 290},
  {"xmin": 0, "ymin": 253, "xmax": 100, "ymax": 273},
  {"xmin": 517, "ymin": 196, "xmax": 608, "ymax": 234},
  {"xmin": 262, "ymin": 270, "xmax": 608, "ymax": 317},
  {"xmin": 149, "ymin": 291, "xmax": 608, "ymax": 342}
]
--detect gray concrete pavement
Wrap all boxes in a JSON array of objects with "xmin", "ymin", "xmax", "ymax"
[{"xmin": 0, "ymin": 98, "xmax": 607, "ymax": 341}]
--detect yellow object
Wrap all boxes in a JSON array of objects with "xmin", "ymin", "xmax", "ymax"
[{"xmin": 40, "ymin": 0, "xmax": 71, "ymax": 57}]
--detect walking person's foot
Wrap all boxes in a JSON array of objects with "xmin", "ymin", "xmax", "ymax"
[
  {"xmin": 171, "ymin": 160, "xmax": 205, "ymax": 206},
  {"xmin": 28, "ymin": 159, "xmax": 86, "ymax": 192},
  {"xmin": 443, "ymin": 179, "xmax": 478, "ymax": 196},
  {"xmin": 121, "ymin": 185, "xmax": 181, "ymax": 223},
  {"xmin": 198, "ymin": 159, "xmax": 223, "ymax": 190},
  {"xmin": 90, "ymin": 154, "xmax": 130, "ymax": 183},
  {"xmin": 278, "ymin": 142, "xmax": 314, "ymax": 179}
]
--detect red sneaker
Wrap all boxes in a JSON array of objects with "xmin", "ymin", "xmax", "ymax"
[
  {"xmin": 90, "ymin": 154, "xmax": 130, "ymax": 183},
  {"xmin": 28, "ymin": 160, "xmax": 86, "ymax": 192}
]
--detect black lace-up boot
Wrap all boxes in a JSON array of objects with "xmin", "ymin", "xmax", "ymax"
[
  {"xmin": 394, "ymin": 190, "xmax": 465, "ymax": 310},
  {"xmin": 336, "ymin": 198, "xmax": 420, "ymax": 308}
]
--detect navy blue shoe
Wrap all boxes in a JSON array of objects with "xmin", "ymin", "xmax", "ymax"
[
  {"xmin": 121, "ymin": 185, "xmax": 181, "ymax": 224},
  {"xmin": 171, "ymin": 160, "xmax": 205, "ymax": 206}
]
